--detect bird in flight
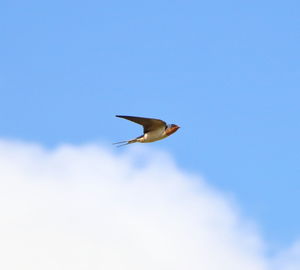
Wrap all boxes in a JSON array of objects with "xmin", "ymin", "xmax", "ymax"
[{"xmin": 114, "ymin": 115, "xmax": 180, "ymax": 147}]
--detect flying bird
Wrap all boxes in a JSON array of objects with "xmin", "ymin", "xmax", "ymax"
[{"xmin": 114, "ymin": 115, "xmax": 180, "ymax": 147}]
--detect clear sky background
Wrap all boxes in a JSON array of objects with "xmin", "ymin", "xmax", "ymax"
[{"xmin": 1, "ymin": 0, "xmax": 299, "ymax": 252}]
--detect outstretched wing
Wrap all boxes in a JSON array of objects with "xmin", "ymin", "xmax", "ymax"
[{"xmin": 116, "ymin": 115, "xmax": 167, "ymax": 133}]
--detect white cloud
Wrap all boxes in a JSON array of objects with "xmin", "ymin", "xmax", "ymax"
[
  {"xmin": 0, "ymin": 139, "xmax": 298, "ymax": 270},
  {"xmin": 272, "ymin": 242, "xmax": 300, "ymax": 270}
]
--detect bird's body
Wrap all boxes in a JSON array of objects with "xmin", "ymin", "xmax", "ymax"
[
  {"xmin": 139, "ymin": 125, "xmax": 167, "ymax": 142},
  {"xmin": 114, "ymin": 115, "xmax": 180, "ymax": 146}
]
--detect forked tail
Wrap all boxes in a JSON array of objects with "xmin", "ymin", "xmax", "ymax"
[{"xmin": 113, "ymin": 139, "xmax": 137, "ymax": 147}]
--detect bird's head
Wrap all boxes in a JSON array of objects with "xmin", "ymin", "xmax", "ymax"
[{"xmin": 165, "ymin": 124, "xmax": 180, "ymax": 136}]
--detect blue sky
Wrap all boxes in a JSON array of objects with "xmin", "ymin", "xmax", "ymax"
[{"xmin": 1, "ymin": 0, "xmax": 299, "ymax": 251}]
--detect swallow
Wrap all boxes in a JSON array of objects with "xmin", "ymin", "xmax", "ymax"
[{"xmin": 114, "ymin": 115, "xmax": 180, "ymax": 147}]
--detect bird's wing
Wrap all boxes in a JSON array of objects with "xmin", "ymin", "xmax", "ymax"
[{"xmin": 116, "ymin": 115, "xmax": 167, "ymax": 133}]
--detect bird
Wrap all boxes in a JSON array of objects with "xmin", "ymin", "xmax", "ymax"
[{"xmin": 113, "ymin": 115, "xmax": 180, "ymax": 147}]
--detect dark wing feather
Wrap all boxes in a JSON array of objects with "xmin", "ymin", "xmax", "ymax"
[{"xmin": 116, "ymin": 115, "xmax": 167, "ymax": 133}]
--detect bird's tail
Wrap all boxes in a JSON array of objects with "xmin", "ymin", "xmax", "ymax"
[{"xmin": 113, "ymin": 139, "xmax": 137, "ymax": 147}]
